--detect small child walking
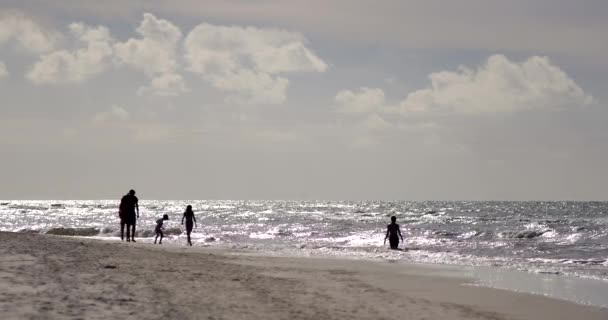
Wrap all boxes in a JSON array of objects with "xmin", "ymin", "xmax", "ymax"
[{"xmin": 154, "ymin": 214, "xmax": 169, "ymax": 244}]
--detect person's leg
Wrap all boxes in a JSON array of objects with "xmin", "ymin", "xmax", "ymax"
[
  {"xmin": 120, "ymin": 220, "xmax": 125, "ymax": 241},
  {"xmin": 131, "ymin": 223, "xmax": 136, "ymax": 242},
  {"xmin": 186, "ymin": 222, "xmax": 193, "ymax": 246},
  {"xmin": 126, "ymin": 223, "xmax": 131, "ymax": 241},
  {"xmin": 390, "ymin": 237, "xmax": 399, "ymax": 250},
  {"xmin": 154, "ymin": 233, "xmax": 158, "ymax": 244},
  {"xmin": 159, "ymin": 231, "xmax": 164, "ymax": 244}
]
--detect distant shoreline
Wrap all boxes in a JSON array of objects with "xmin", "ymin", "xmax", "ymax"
[{"xmin": 3, "ymin": 199, "xmax": 608, "ymax": 202}]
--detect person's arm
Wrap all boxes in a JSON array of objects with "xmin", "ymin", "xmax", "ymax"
[
  {"xmin": 384, "ymin": 226, "xmax": 389, "ymax": 244},
  {"xmin": 181, "ymin": 213, "xmax": 185, "ymax": 225},
  {"xmin": 193, "ymin": 214, "xmax": 197, "ymax": 228},
  {"xmin": 135, "ymin": 198, "xmax": 139, "ymax": 218},
  {"xmin": 398, "ymin": 225, "xmax": 403, "ymax": 241}
]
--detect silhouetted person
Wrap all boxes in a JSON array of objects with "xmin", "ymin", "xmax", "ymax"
[
  {"xmin": 154, "ymin": 214, "xmax": 169, "ymax": 244},
  {"xmin": 181, "ymin": 205, "xmax": 196, "ymax": 246},
  {"xmin": 384, "ymin": 216, "xmax": 404, "ymax": 250},
  {"xmin": 119, "ymin": 189, "xmax": 139, "ymax": 242}
]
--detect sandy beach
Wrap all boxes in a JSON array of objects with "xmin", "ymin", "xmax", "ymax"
[{"xmin": 0, "ymin": 232, "xmax": 606, "ymax": 320}]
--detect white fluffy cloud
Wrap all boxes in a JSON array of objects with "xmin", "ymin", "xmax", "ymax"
[
  {"xmin": 114, "ymin": 13, "xmax": 181, "ymax": 76},
  {"xmin": 333, "ymin": 88, "xmax": 394, "ymax": 144},
  {"xmin": 24, "ymin": 13, "xmax": 188, "ymax": 94},
  {"xmin": 184, "ymin": 23, "xmax": 327, "ymax": 104},
  {"xmin": 401, "ymin": 55, "xmax": 593, "ymax": 114},
  {"xmin": 0, "ymin": 61, "xmax": 8, "ymax": 78},
  {"xmin": 19, "ymin": 13, "xmax": 327, "ymax": 101},
  {"xmin": 114, "ymin": 13, "xmax": 187, "ymax": 96},
  {"xmin": 214, "ymin": 69, "xmax": 289, "ymax": 105},
  {"xmin": 94, "ymin": 105, "xmax": 130, "ymax": 123},
  {"xmin": 26, "ymin": 23, "xmax": 114, "ymax": 84},
  {"xmin": 0, "ymin": 13, "xmax": 58, "ymax": 53},
  {"xmin": 334, "ymin": 87, "xmax": 388, "ymax": 113}
]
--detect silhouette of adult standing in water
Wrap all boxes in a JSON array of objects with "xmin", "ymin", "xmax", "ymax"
[
  {"xmin": 119, "ymin": 189, "xmax": 139, "ymax": 242},
  {"xmin": 181, "ymin": 205, "xmax": 196, "ymax": 246}
]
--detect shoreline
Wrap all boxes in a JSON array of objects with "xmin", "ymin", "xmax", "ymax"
[
  {"xmin": 4, "ymin": 200, "xmax": 608, "ymax": 288},
  {"xmin": 83, "ymin": 234, "xmax": 608, "ymax": 308},
  {"xmin": 1, "ymin": 232, "xmax": 606, "ymax": 319}
]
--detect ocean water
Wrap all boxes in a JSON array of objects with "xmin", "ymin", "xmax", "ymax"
[{"xmin": 1, "ymin": 200, "xmax": 607, "ymax": 282}]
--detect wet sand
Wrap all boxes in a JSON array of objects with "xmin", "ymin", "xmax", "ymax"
[{"xmin": 0, "ymin": 232, "xmax": 606, "ymax": 320}]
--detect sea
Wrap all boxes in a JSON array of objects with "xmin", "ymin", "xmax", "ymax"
[
  {"xmin": 0, "ymin": 200, "xmax": 608, "ymax": 280},
  {"xmin": 1, "ymin": 200, "xmax": 607, "ymax": 283}
]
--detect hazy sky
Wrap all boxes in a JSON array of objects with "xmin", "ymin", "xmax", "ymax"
[{"xmin": 1, "ymin": 1, "xmax": 607, "ymax": 200}]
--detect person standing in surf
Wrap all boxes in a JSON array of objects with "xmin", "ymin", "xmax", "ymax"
[
  {"xmin": 181, "ymin": 205, "xmax": 197, "ymax": 246},
  {"xmin": 384, "ymin": 216, "xmax": 404, "ymax": 250},
  {"xmin": 119, "ymin": 189, "xmax": 139, "ymax": 242}
]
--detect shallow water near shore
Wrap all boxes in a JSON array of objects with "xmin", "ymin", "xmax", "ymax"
[
  {"xmin": 402, "ymin": 262, "xmax": 608, "ymax": 308},
  {"xmin": 470, "ymin": 266, "xmax": 608, "ymax": 308}
]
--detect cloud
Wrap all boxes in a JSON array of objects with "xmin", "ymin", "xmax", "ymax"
[
  {"xmin": 114, "ymin": 13, "xmax": 181, "ymax": 75},
  {"xmin": 184, "ymin": 23, "xmax": 327, "ymax": 104},
  {"xmin": 25, "ymin": 13, "xmax": 187, "ymax": 94},
  {"xmin": 26, "ymin": 23, "xmax": 114, "ymax": 84},
  {"xmin": 114, "ymin": 13, "xmax": 187, "ymax": 96},
  {"xmin": 401, "ymin": 55, "xmax": 594, "ymax": 114},
  {"xmin": 332, "ymin": 88, "xmax": 394, "ymax": 147},
  {"xmin": 0, "ymin": 12, "xmax": 59, "ymax": 53},
  {"xmin": 94, "ymin": 105, "xmax": 130, "ymax": 123},
  {"xmin": 0, "ymin": 61, "xmax": 8, "ymax": 78},
  {"xmin": 334, "ymin": 87, "xmax": 388, "ymax": 114},
  {"xmin": 215, "ymin": 69, "xmax": 289, "ymax": 105},
  {"xmin": 19, "ymin": 13, "xmax": 327, "ymax": 101}
]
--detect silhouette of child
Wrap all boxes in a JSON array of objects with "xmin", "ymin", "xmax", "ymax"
[
  {"xmin": 154, "ymin": 214, "xmax": 169, "ymax": 244},
  {"xmin": 384, "ymin": 216, "xmax": 404, "ymax": 250},
  {"xmin": 181, "ymin": 205, "xmax": 197, "ymax": 246}
]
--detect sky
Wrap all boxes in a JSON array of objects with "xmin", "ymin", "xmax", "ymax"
[{"xmin": 1, "ymin": 1, "xmax": 607, "ymax": 200}]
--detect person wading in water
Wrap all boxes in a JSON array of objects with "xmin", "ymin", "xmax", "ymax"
[
  {"xmin": 119, "ymin": 189, "xmax": 139, "ymax": 242},
  {"xmin": 384, "ymin": 216, "xmax": 404, "ymax": 250}
]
